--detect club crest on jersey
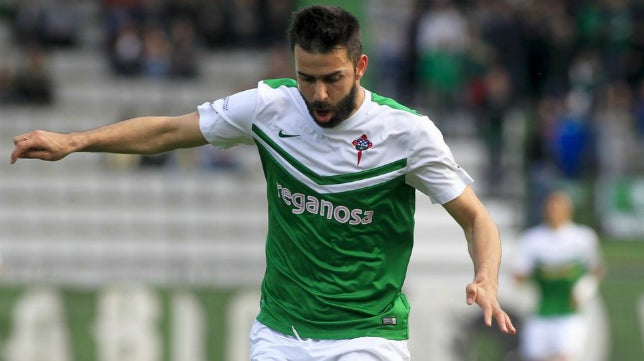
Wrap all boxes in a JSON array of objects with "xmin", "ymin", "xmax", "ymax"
[{"xmin": 352, "ymin": 134, "xmax": 373, "ymax": 166}]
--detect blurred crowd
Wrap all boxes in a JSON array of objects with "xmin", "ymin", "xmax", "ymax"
[
  {"xmin": 401, "ymin": 0, "xmax": 644, "ymax": 194},
  {"xmin": 0, "ymin": 0, "xmax": 294, "ymax": 103},
  {"xmin": 0, "ymin": 0, "xmax": 643, "ymax": 222},
  {"xmin": 101, "ymin": 0, "xmax": 293, "ymax": 78},
  {"xmin": 390, "ymin": 0, "xmax": 643, "ymax": 226}
]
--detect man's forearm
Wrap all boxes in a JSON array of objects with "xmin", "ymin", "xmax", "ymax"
[
  {"xmin": 76, "ymin": 113, "xmax": 205, "ymax": 155},
  {"xmin": 442, "ymin": 186, "xmax": 503, "ymax": 284},
  {"xmin": 10, "ymin": 112, "xmax": 206, "ymax": 164},
  {"xmin": 76, "ymin": 116, "xmax": 176, "ymax": 154},
  {"xmin": 468, "ymin": 215, "xmax": 502, "ymax": 285}
]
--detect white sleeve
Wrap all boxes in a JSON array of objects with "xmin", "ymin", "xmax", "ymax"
[
  {"xmin": 197, "ymin": 88, "xmax": 258, "ymax": 149},
  {"xmin": 584, "ymin": 228, "xmax": 603, "ymax": 270},
  {"xmin": 512, "ymin": 237, "xmax": 535, "ymax": 277},
  {"xmin": 405, "ymin": 118, "xmax": 473, "ymax": 204},
  {"xmin": 511, "ymin": 228, "xmax": 542, "ymax": 276}
]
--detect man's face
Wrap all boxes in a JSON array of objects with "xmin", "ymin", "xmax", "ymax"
[
  {"xmin": 294, "ymin": 45, "xmax": 367, "ymax": 128},
  {"xmin": 543, "ymin": 193, "xmax": 573, "ymax": 228}
]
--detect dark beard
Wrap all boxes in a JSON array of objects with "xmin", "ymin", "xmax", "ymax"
[{"xmin": 302, "ymin": 83, "xmax": 358, "ymax": 128}]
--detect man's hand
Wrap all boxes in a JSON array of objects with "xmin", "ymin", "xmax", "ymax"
[
  {"xmin": 11, "ymin": 130, "xmax": 74, "ymax": 164},
  {"xmin": 466, "ymin": 279, "xmax": 516, "ymax": 334}
]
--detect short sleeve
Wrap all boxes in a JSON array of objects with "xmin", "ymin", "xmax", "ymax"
[
  {"xmin": 405, "ymin": 118, "xmax": 473, "ymax": 204},
  {"xmin": 583, "ymin": 228, "xmax": 603, "ymax": 270},
  {"xmin": 512, "ymin": 238, "xmax": 535, "ymax": 277},
  {"xmin": 197, "ymin": 88, "xmax": 258, "ymax": 148}
]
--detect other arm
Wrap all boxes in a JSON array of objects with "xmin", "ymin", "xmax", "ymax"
[
  {"xmin": 442, "ymin": 185, "xmax": 517, "ymax": 334},
  {"xmin": 11, "ymin": 112, "xmax": 207, "ymax": 163}
]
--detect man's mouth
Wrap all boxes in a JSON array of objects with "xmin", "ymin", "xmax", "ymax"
[{"xmin": 314, "ymin": 109, "xmax": 332, "ymax": 123}]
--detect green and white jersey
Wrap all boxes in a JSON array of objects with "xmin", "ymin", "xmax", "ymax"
[
  {"xmin": 197, "ymin": 78, "xmax": 472, "ymax": 340},
  {"xmin": 513, "ymin": 223, "xmax": 601, "ymax": 316}
]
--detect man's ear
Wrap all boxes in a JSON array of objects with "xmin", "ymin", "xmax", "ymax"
[{"xmin": 355, "ymin": 54, "xmax": 368, "ymax": 80}]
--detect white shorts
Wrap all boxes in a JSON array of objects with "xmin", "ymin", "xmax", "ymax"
[
  {"xmin": 520, "ymin": 314, "xmax": 586, "ymax": 360},
  {"xmin": 249, "ymin": 320, "xmax": 411, "ymax": 361}
]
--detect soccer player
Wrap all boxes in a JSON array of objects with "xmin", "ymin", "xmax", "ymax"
[
  {"xmin": 512, "ymin": 190, "xmax": 603, "ymax": 361},
  {"xmin": 11, "ymin": 5, "xmax": 516, "ymax": 360}
]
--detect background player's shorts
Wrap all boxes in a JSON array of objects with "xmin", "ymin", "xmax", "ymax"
[
  {"xmin": 250, "ymin": 320, "xmax": 411, "ymax": 361},
  {"xmin": 520, "ymin": 314, "xmax": 586, "ymax": 360}
]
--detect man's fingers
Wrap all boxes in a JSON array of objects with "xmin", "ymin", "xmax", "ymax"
[
  {"xmin": 11, "ymin": 137, "xmax": 33, "ymax": 164},
  {"xmin": 11, "ymin": 131, "xmax": 63, "ymax": 163},
  {"xmin": 495, "ymin": 310, "xmax": 517, "ymax": 334},
  {"xmin": 11, "ymin": 140, "xmax": 26, "ymax": 164},
  {"xmin": 505, "ymin": 318, "xmax": 517, "ymax": 334},
  {"xmin": 466, "ymin": 282, "xmax": 516, "ymax": 334},
  {"xmin": 13, "ymin": 132, "xmax": 32, "ymax": 145},
  {"xmin": 495, "ymin": 311, "xmax": 507, "ymax": 332},
  {"xmin": 466, "ymin": 283, "xmax": 492, "ymax": 326},
  {"xmin": 483, "ymin": 303, "xmax": 493, "ymax": 327},
  {"xmin": 465, "ymin": 283, "xmax": 477, "ymax": 305}
]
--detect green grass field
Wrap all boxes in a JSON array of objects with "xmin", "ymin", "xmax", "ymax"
[{"xmin": 600, "ymin": 239, "xmax": 644, "ymax": 361}]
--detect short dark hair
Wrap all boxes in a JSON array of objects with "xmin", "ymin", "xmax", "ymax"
[{"xmin": 288, "ymin": 5, "xmax": 363, "ymax": 64}]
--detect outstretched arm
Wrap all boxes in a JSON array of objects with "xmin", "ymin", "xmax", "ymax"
[
  {"xmin": 442, "ymin": 185, "xmax": 517, "ymax": 335},
  {"xmin": 11, "ymin": 112, "xmax": 207, "ymax": 164}
]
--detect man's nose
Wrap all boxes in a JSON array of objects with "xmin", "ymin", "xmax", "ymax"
[{"xmin": 313, "ymin": 82, "xmax": 328, "ymax": 102}]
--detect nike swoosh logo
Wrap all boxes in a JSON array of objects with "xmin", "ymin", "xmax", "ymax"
[{"xmin": 278, "ymin": 130, "xmax": 300, "ymax": 138}]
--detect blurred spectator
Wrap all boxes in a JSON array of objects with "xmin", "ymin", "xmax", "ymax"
[
  {"xmin": 477, "ymin": 63, "xmax": 513, "ymax": 197},
  {"xmin": 414, "ymin": 0, "xmax": 470, "ymax": 113},
  {"xmin": 524, "ymin": 0, "xmax": 578, "ymax": 99},
  {"xmin": 100, "ymin": 0, "xmax": 295, "ymax": 78},
  {"xmin": 165, "ymin": 0, "xmax": 199, "ymax": 25},
  {"xmin": 521, "ymin": 0, "xmax": 552, "ymax": 100},
  {"xmin": 139, "ymin": 0, "xmax": 169, "ymax": 25},
  {"xmin": 542, "ymin": 1, "xmax": 577, "ymax": 97},
  {"xmin": 477, "ymin": 0, "xmax": 529, "ymax": 98},
  {"xmin": 169, "ymin": 18, "xmax": 199, "ymax": 79},
  {"xmin": 109, "ymin": 22, "xmax": 144, "ymax": 76},
  {"xmin": 624, "ymin": 1, "xmax": 644, "ymax": 88},
  {"xmin": 141, "ymin": 24, "xmax": 171, "ymax": 78},
  {"xmin": 259, "ymin": 0, "xmax": 296, "ymax": 46},
  {"xmin": 40, "ymin": 0, "xmax": 82, "ymax": 47},
  {"xmin": 575, "ymin": 0, "xmax": 604, "ymax": 50},
  {"xmin": 11, "ymin": 0, "xmax": 83, "ymax": 49},
  {"xmin": 521, "ymin": 89, "xmax": 597, "ymax": 225},
  {"xmin": 195, "ymin": 0, "xmax": 229, "ymax": 48},
  {"xmin": 594, "ymin": 80, "xmax": 638, "ymax": 175},
  {"xmin": 12, "ymin": 47, "xmax": 54, "ymax": 105},
  {"xmin": 523, "ymin": 96, "xmax": 564, "ymax": 226},
  {"xmin": 568, "ymin": 50, "xmax": 604, "ymax": 101},
  {"xmin": 11, "ymin": 0, "xmax": 45, "ymax": 48},
  {"xmin": 599, "ymin": 0, "xmax": 634, "ymax": 83},
  {"xmin": 369, "ymin": 0, "xmax": 415, "ymax": 100},
  {"xmin": 550, "ymin": 91, "xmax": 595, "ymax": 180},
  {"xmin": 230, "ymin": 0, "xmax": 261, "ymax": 47},
  {"xmin": 401, "ymin": 0, "xmax": 425, "ymax": 105}
]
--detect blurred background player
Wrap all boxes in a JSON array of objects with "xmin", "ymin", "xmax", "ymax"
[{"xmin": 512, "ymin": 190, "xmax": 603, "ymax": 361}]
